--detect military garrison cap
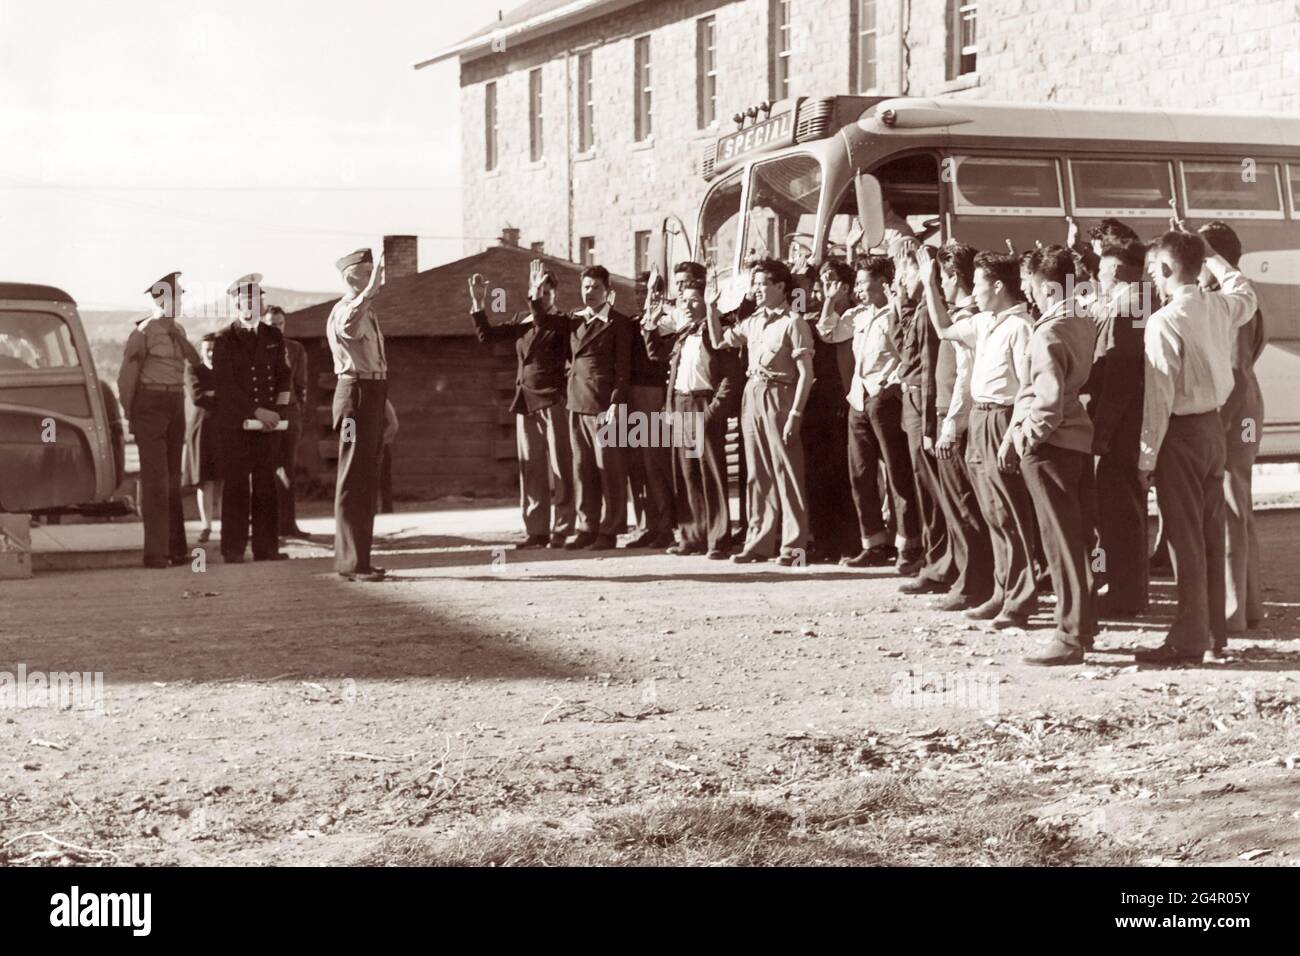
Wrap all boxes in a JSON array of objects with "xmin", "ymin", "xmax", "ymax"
[{"xmin": 335, "ymin": 248, "xmax": 373, "ymax": 273}]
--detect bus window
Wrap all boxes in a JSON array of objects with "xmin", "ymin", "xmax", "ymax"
[
  {"xmin": 951, "ymin": 156, "xmax": 1064, "ymax": 216},
  {"xmin": 1287, "ymin": 163, "xmax": 1300, "ymax": 216},
  {"xmin": 1181, "ymin": 160, "xmax": 1285, "ymax": 220},
  {"xmin": 1069, "ymin": 159, "xmax": 1174, "ymax": 218},
  {"xmin": 0, "ymin": 312, "xmax": 80, "ymax": 371},
  {"xmin": 698, "ymin": 169, "xmax": 743, "ymax": 278},
  {"xmin": 745, "ymin": 154, "xmax": 821, "ymax": 264}
]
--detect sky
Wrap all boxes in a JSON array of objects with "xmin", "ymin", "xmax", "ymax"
[{"xmin": 0, "ymin": 0, "xmax": 527, "ymax": 308}]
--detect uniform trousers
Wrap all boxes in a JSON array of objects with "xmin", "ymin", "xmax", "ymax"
[
  {"xmin": 516, "ymin": 403, "xmax": 575, "ymax": 537},
  {"xmin": 333, "ymin": 377, "xmax": 386, "ymax": 573},
  {"xmin": 221, "ymin": 428, "xmax": 280, "ymax": 560},
  {"xmin": 132, "ymin": 389, "xmax": 188, "ymax": 563},
  {"xmin": 1154, "ymin": 411, "xmax": 1227, "ymax": 653},
  {"xmin": 966, "ymin": 404, "xmax": 1038, "ymax": 617},
  {"xmin": 570, "ymin": 409, "xmax": 627, "ymax": 537},
  {"xmin": 671, "ymin": 391, "xmax": 731, "ymax": 552},
  {"xmin": 1021, "ymin": 442, "xmax": 1095, "ymax": 647},
  {"xmin": 741, "ymin": 377, "xmax": 807, "ymax": 556},
  {"xmin": 902, "ymin": 385, "xmax": 955, "ymax": 583}
]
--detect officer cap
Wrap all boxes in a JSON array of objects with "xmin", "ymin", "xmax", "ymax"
[
  {"xmin": 145, "ymin": 271, "xmax": 182, "ymax": 298},
  {"xmin": 335, "ymin": 248, "xmax": 373, "ymax": 274},
  {"xmin": 227, "ymin": 273, "xmax": 264, "ymax": 297}
]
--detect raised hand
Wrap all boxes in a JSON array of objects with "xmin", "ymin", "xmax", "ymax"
[
  {"xmin": 528, "ymin": 259, "xmax": 546, "ymax": 300},
  {"xmin": 704, "ymin": 266, "xmax": 721, "ymax": 307},
  {"xmin": 1066, "ymin": 215, "xmax": 1080, "ymax": 249},
  {"xmin": 468, "ymin": 273, "xmax": 489, "ymax": 309},
  {"xmin": 916, "ymin": 244, "xmax": 938, "ymax": 281},
  {"xmin": 1004, "ymin": 238, "xmax": 1017, "ymax": 255}
]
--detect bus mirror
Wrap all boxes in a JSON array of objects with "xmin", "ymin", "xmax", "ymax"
[{"xmin": 855, "ymin": 173, "xmax": 886, "ymax": 250}]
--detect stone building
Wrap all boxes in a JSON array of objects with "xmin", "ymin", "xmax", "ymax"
[{"xmin": 418, "ymin": 0, "xmax": 1300, "ymax": 279}]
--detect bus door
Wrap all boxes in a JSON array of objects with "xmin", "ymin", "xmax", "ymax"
[{"xmin": 826, "ymin": 151, "xmax": 944, "ymax": 255}]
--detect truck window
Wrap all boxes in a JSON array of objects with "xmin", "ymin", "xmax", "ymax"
[
  {"xmin": 0, "ymin": 312, "xmax": 80, "ymax": 370},
  {"xmin": 1182, "ymin": 160, "xmax": 1284, "ymax": 219},
  {"xmin": 951, "ymin": 156, "xmax": 1063, "ymax": 216},
  {"xmin": 1069, "ymin": 159, "xmax": 1174, "ymax": 218}
]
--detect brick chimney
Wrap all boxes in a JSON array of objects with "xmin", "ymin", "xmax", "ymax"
[
  {"xmin": 500, "ymin": 226, "xmax": 521, "ymax": 248},
  {"xmin": 382, "ymin": 235, "xmax": 418, "ymax": 281}
]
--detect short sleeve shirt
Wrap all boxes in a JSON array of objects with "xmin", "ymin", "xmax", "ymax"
[{"xmin": 720, "ymin": 307, "xmax": 813, "ymax": 384}]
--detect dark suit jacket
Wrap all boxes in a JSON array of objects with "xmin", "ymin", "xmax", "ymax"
[
  {"xmin": 283, "ymin": 337, "xmax": 309, "ymax": 422},
  {"xmin": 662, "ymin": 324, "xmax": 742, "ymax": 421},
  {"xmin": 531, "ymin": 302, "xmax": 632, "ymax": 415},
  {"xmin": 472, "ymin": 309, "xmax": 568, "ymax": 415},
  {"xmin": 1085, "ymin": 295, "xmax": 1144, "ymax": 459},
  {"xmin": 211, "ymin": 321, "xmax": 291, "ymax": 430}
]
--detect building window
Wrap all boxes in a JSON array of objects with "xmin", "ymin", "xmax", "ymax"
[
  {"xmin": 696, "ymin": 16, "xmax": 717, "ymax": 129},
  {"xmin": 530, "ymin": 241, "xmax": 546, "ymax": 254},
  {"xmin": 634, "ymin": 35, "xmax": 653, "ymax": 141},
  {"xmin": 484, "ymin": 81, "xmax": 498, "ymax": 171},
  {"xmin": 576, "ymin": 51, "xmax": 594, "ymax": 152},
  {"xmin": 769, "ymin": 0, "xmax": 791, "ymax": 101},
  {"xmin": 851, "ymin": 0, "xmax": 878, "ymax": 93},
  {"xmin": 579, "ymin": 236, "xmax": 597, "ymax": 266},
  {"xmin": 947, "ymin": 0, "xmax": 977, "ymax": 80},
  {"xmin": 528, "ymin": 69, "xmax": 544, "ymax": 163},
  {"xmin": 634, "ymin": 231, "xmax": 652, "ymax": 276}
]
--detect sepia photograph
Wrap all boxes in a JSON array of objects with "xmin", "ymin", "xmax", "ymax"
[{"xmin": 1, "ymin": 0, "xmax": 1298, "ymax": 934}]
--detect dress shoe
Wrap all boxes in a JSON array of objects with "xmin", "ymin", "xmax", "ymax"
[
  {"xmin": 963, "ymin": 597, "xmax": 1002, "ymax": 620},
  {"xmin": 649, "ymin": 531, "xmax": 676, "ymax": 549},
  {"xmin": 339, "ymin": 568, "xmax": 386, "ymax": 582},
  {"xmin": 515, "ymin": 533, "xmax": 550, "ymax": 549},
  {"xmin": 731, "ymin": 550, "xmax": 769, "ymax": 564},
  {"xmin": 667, "ymin": 542, "xmax": 705, "ymax": 556},
  {"xmin": 1095, "ymin": 596, "xmax": 1145, "ymax": 619},
  {"xmin": 624, "ymin": 530, "xmax": 660, "ymax": 549},
  {"xmin": 1133, "ymin": 643, "xmax": 1203, "ymax": 666},
  {"xmin": 565, "ymin": 532, "xmax": 597, "ymax": 550},
  {"xmin": 254, "ymin": 552, "xmax": 290, "ymax": 561},
  {"xmin": 222, "ymin": 553, "xmax": 245, "ymax": 564},
  {"xmin": 775, "ymin": 553, "xmax": 803, "ymax": 567},
  {"xmin": 992, "ymin": 610, "xmax": 1030, "ymax": 630},
  {"xmin": 548, "ymin": 533, "xmax": 568, "ymax": 549},
  {"xmin": 168, "ymin": 554, "xmax": 192, "ymax": 567},
  {"xmin": 900, "ymin": 576, "xmax": 949, "ymax": 595},
  {"xmin": 706, "ymin": 548, "xmax": 731, "ymax": 560},
  {"xmin": 896, "ymin": 550, "xmax": 923, "ymax": 577},
  {"xmin": 1023, "ymin": 638, "xmax": 1084, "ymax": 667},
  {"xmin": 841, "ymin": 545, "xmax": 896, "ymax": 568},
  {"xmin": 284, "ymin": 526, "xmax": 309, "ymax": 539},
  {"xmin": 1204, "ymin": 647, "xmax": 1229, "ymax": 665},
  {"xmin": 197, "ymin": 528, "xmax": 212, "ymax": 543},
  {"xmin": 588, "ymin": 534, "xmax": 617, "ymax": 550},
  {"xmin": 143, "ymin": 556, "xmax": 170, "ymax": 569}
]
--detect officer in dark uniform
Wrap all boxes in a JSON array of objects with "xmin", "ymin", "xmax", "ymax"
[
  {"xmin": 211, "ymin": 274, "xmax": 291, "ymax": 563},
  {"xmin": 117, "ymin": 271, "xmax": 199, "ymax": 568}
]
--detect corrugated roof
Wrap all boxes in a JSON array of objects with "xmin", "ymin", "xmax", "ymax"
[{"xmin": 283, "ymin": 245, "xmax": 636, "ymax": 340}]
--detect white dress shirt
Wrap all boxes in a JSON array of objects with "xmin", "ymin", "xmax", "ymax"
[
  {"xmin": 940, "ymin": 302, "xmax": 1033, "ymax": 405},
  {"xmin": 845, "ymin": 303, "xmax": 901, "ymax": 412},
  {"xmin": 675, "ymin": 330, "xmax": 713, "ymax": 393}
]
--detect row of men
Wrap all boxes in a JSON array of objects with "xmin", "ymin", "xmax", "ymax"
[
  {"xmin": 471, "ymin": 217, "xmax": 1263, "ymax": 667},
  {"xmin": 118, "ymin": 251, "xmax": 397, "ymax": 581}
]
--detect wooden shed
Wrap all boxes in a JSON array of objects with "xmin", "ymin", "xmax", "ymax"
[{"xmin": 283, "ymin": 244, "xmax": 635, "ymax": 501}]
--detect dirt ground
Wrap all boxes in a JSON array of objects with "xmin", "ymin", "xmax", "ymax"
[{"xmin": 2, "ymin": 504, "xmax": 1298, "ymax": 866}]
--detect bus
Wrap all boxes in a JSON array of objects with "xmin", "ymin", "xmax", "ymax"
[
  {"xmin": 0, "ymin": 283, "xmax": 126, "ymax": 514},
  {"xmin": 666, "ymin": 95, "xmax": 1300, "ymax": 459}
]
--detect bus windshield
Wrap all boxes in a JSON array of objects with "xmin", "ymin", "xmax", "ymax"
[
  {"xmin": 699, "ymin": 169, "xmax": 743, "ymax": 280},
  {"xmin": 743, "ymin": 153, "xmax": 822, "ymax": 264}
]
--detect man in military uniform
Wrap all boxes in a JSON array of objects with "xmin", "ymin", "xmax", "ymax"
[
  {"xmin": 117, "ymin": 272, "xmax": 199, "ymax": 568},
  {"xmin": 211, "ymin": 274, "xmax": 292, "ymax": 563},
  {"xmin": 265, "ymin": 305, "xmax": 310, "ymax": 538},
  {"xmin": 328, "ymin": 248, "xmax": 396, "ymax": 581}
]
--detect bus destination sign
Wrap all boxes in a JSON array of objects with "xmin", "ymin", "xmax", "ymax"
[{"xmin": 715, "ymin": 111, "xmax": 795, "ymax": 170}]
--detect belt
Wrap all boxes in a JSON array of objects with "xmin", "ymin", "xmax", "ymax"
[
  {"xmin": 902, "ymin": 383, "xmax": 923, "ymax": 391},
  {"xmin": 140, "ymin": 383, "xmax": 183, "ymax": 393},
  {"xmin": 747, "ymin": 371, "xmax": 793, "ymax": 387},
  {"xmin": 974, "ymin": 401, "xmax": 1011, "ymax": 410},
  {"xmin": 339, "ymin": 371, "xmax": 387, "ymax": 381},
  {"xmin": 675, "ymin": 389, "xmax": 715, "ymax": 398}
]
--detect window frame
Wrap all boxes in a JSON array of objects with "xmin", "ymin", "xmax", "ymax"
[
  {"xmin": 579, "ymin": 236, "xmax": 597, "ymax": 267},
  {"xmin": 769, "ymin": 0, "xmax": 792, "ymax": 102},
  {"xmin": 576, "ymin": 51, "xmax": 594, "ymax": 154},
  {"xmin": 946, "ymin": 0, "xmax": 978, "ymax": 81},
  {"xmin": 696, "ymin": 16, "xmax": 718, "ymax": 130},
  {"xmin": 1179, "ymin": 159, "xmax": 1286, "ymax": 221},
  {"xmin": 484, "ymin": 81, "xmax": 499, "ymax": 172},
  {"xmin": 1066, "ymin": 158, "xmax": 1177, "ymax": 219},
  {"xmin": 1288, "ymin": 163, "xmax": 1300, "ymax": 217},
  {"xmin": 528, "ymin": 68, "xmax": 544, "ymax": 163},
  {"xmin": 851, "ymin": 0, "xmax": 879, "ymax": 94},
  {"xmin": 634, "ymin": 35, "xmax": 653, "ymax": 143},
  {"xmin": 634, "ymin": 230, "xmax": 653, "ymax": 276},
  {"xmin": 949, "ymin": 154, "xmax": 1065, "ymax": 217}
]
